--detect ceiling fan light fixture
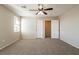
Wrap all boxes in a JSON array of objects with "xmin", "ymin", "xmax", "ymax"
[
  {"xmin": 38, "ymin": 4, "xmax": 43, "ymax": 9},
  {"xmin": 26, "ymin": 4, "xmax": 53, "ymax": 15},
  {"xmin": 37, "ymin": 11, "xmax": 46, "ymax": 15}
]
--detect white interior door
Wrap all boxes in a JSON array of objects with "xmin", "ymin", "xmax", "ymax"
[{"xmin": 51, "ymin": 20, "xmax": 59, "ymax": 39}]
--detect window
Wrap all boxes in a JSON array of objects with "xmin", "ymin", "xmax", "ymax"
[{"xmin": 14, "ymin": 16, "xmax": 20, "ymax": 32}]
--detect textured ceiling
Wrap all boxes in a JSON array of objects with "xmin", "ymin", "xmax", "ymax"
[{"xmin": 4, "ymin": 4, "xmax": 76, "ymax": 16}]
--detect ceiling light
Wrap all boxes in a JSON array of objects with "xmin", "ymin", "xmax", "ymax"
[
  {"xmin": 38, "ymin": 4, "xmax": 43, "ymax": 9},
  {"xmin": 38, "ymin": 11, "xmax": 45, "ymax": 15}
]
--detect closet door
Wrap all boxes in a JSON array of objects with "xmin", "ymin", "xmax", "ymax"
[{"xmin": 51, "ymin": 20, "xmax": 59, "ymax": 39}]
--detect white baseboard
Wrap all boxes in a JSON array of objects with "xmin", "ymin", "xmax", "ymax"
[
  {"xmin": 60, "ymin": 39, "xmax": 79, "ymax": 49},
  {"xmin": 0, "ymin": 39, "xmax": 19, "ymax": 50}
]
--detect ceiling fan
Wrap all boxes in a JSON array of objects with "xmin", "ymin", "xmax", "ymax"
[{"xmin": 21, "ymin": 4, "xmax": 53, "ymax": 15}]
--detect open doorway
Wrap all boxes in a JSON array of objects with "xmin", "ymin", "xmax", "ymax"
[{"xmin": 45, "ymin": 20, "xmax": 51, "ymax": 38}]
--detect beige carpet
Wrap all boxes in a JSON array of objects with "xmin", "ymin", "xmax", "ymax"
[{"xmin": 0, "ymin": 38, "xmax": 79, "ymax": 55}]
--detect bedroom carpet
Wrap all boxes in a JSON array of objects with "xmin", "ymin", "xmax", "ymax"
[{"xmin": 0, "ymin": 38, "xmax": 79, "ymax": 55}]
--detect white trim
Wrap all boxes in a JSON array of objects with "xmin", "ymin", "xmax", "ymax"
[
  {"xmin": 0, "ymin": 39, "xmax": 19, "ymax": 50},
  {"xmin": 61, "ymin": 39, "xmax": 79, "ymax": 49}
]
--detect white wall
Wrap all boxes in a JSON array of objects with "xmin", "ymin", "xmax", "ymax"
[
  {"xmin": 0, "ymin": 5, "xmax": 20, "ymax": 49},
  {"xmin": 60, "ymin": 5, "xmax": 79, "ymax": 49},
  {"xmin": 36, "ymin": 19, "xmax": 44, "ymax": 38},
  {"xmin": 21, "ymin": 17, "xmax": 37, "ymax": 39},
  {"xmin": 21, "ymin": 16, "xmax": 59, "ymax": 39}
]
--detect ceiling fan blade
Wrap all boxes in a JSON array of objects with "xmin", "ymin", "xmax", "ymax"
[
  {"xmin": 44, "ymin": 8, "xmax": 53, "ymax": 11},
  {"xmin": 29, "ymin": 9, "xmax": 38, "ymax": 11},
  {"xmin": 43, "ymin": 11, "xmax": 47, "ymax": 15},
  {"xmin": 36, "ymin": 12, "xmax": 39, "ymax": 15},
  {"xmin": 38, "ymin": 4, "xmax": 43, "ymax": 9}
]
